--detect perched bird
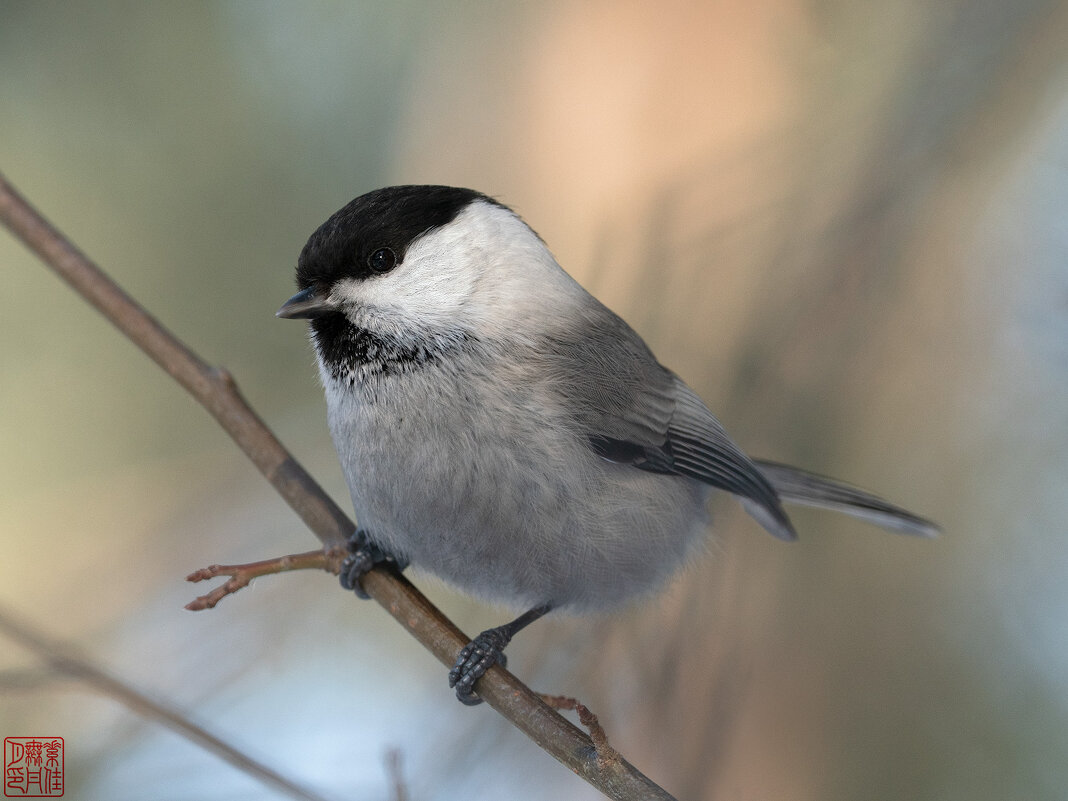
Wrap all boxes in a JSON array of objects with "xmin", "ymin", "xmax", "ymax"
[{"xmin": 278, "ymin": 185, "xmax": 937, "ymax": 704}]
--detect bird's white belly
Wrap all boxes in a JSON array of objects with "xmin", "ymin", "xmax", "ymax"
[{"xmin": 324, "ymin": 367, "xmax": 711, "ymax": 611}]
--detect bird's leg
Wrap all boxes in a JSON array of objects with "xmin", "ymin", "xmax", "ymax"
[
  {"xmin": 449, "ymin": 604, "xmax": 553, "ymax": 705},
  {"xmin": 338, "ymin": 528, "xmax": 408, "ymax": 600}
]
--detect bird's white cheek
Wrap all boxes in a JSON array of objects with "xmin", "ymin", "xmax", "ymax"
[{"xmin": 352, "ymin": 263, "xmax": 476, "ymax": 328}]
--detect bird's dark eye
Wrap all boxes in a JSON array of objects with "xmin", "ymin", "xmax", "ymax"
[{"xmin": 368, "ymin": 247, "xmax": 397, "ymax": 274}]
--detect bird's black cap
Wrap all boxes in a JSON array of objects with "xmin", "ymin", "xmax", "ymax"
[{"xmin": 295, "ymin": 185, "xmax": 501, "ymax": 291}]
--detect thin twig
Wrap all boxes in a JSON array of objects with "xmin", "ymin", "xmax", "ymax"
[
  {"xmin": 0, "ymin": 171, "xmax": 675, "ymax": 801},
  {"xmin": 541, "ymin": 694, "xmax": 622, "ymax": 770},
  {"xmin": 384, "ymin": 748, "xmax": 408, "ymax": 801},
  {"xmin": 0, "ymin": 603, "xmax": 330, "ymax": 801},
  {"xmin": 0, "ymin": 666, "xmax": 67, "ymax": 692},
  {"xmin": 185, "ymin": 548, "xmax": 343, "ymax": 610}
]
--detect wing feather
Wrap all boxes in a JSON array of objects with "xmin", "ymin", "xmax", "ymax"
[
  {"xmin": 541, "ymin": 307, "xmax": 796, "ymax": 540},
  {"xmin": 753, "ymin": 460, "xmax": 939, "ymax": 537},
  {"xmin": 537, "ymin": 300, "xmax": 935, "ymax": 540}
]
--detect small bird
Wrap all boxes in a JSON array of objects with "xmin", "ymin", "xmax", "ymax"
[{"xmin": 278, "ymin": 185, "xmax": 937, "ymax": 704}]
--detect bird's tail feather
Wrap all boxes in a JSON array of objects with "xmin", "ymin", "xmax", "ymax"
[{"xmin": 753, "ymin": 460, "xmax": 940, "ymax": 538}]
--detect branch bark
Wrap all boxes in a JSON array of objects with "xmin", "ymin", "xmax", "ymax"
[
  {"xmin": 185, "ymin": 549, "xmax": 337, "ymax": 610},
  {"xmin": 0, "ymin": 171, "xmax": 676, "ymax": 801}
]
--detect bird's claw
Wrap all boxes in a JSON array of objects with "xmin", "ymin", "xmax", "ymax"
[
  {"xmin": 338, "ymin": 528, "xmax": 405, "ymax": 599},
  {"xmin": 448, "ymin": 629, "xmax": 512, "ymax": 705}
]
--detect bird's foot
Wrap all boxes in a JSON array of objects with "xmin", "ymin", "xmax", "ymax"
[
  {"xmin": 449, "ymin": 627, "xmax": 513, "ymax": 706},
  {"xmin": 338, "ymin": 528, "xmax": 407, "ymax": 599},
  {"xmin": 448, "ymin": 604, "xmax": 552, "ymax": 705}
]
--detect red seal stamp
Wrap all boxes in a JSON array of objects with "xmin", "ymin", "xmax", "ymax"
[{"xmin": 4, "ymin": 739, "xmax": 63, "ymax": 798}]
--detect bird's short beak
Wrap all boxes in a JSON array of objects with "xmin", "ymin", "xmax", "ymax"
[{"xmin": 276, "ymin": 286, "xmax": 338, "ymax": 319}]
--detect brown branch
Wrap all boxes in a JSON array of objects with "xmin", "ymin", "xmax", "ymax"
[
  {"xmin": 185, "ymin": 548, "xmax": 344, "ymax": 610},
  {"xmin": 0, "ymin": 171, "xmax": 676, "ymax": 801},
  {"xmin": 0, "ymin": 603, "xmax": 330, "ymax": 801},
  {"xmin": 541, "ymin": 694, "xmax": 621, "ymax": 770}
]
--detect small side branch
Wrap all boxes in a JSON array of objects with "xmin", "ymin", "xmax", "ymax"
[
  {"xmin": 185, "ymin": 548, "xmax": 345, "ymax": 610},
  {"xmin": 541, "ymin": 694, "xmax": 621, "ymax": 769}
]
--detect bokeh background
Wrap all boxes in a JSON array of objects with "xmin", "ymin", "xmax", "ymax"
[{"xmin": 2, "ymin": 2, "xmax": 1067, "ymax": 799}]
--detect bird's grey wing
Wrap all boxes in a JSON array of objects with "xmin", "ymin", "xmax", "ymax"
[
  {"xmin": 664, "ymin": 381, "xmax": 796, "ymax": 540},
  {"xmin": 542, "ymin": 309, "xmax": 796, "ymax": 541}
]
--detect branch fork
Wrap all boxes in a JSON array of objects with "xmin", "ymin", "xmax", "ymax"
[{"xmin": 185, "ymin": 548, "xmax": 345, "ymax": 610}]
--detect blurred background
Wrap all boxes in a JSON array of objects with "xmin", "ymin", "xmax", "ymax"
[{"xmin": 1, "ymin": 1, "xmax": 1066, "ymax": 799}]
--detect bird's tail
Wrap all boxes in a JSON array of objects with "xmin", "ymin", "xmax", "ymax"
[{"xmin": 753, "ymin": 460, "xmax": 940, "ymax": 538}]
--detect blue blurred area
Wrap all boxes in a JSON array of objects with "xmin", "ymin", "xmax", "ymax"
[{"xmin": 1, "ymin": 2, "xmax": 1067, "ymax": 799}]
